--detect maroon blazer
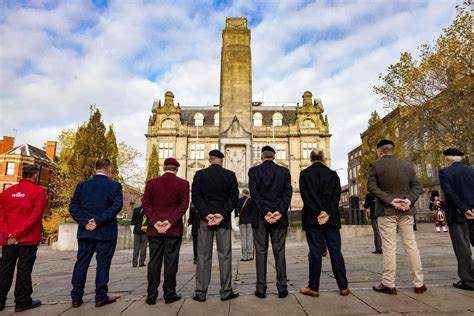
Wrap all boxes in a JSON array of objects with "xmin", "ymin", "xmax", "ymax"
[{"xmin": 142, "ymin": 172, "xmax": 190, "ymax": 237}]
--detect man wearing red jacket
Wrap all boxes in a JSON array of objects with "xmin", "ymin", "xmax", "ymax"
[
  {"xmin": 0, "ymin": 165, "xmax": 46, "ymax": 312},
  {"xmin": 142, "ymin": 157, "xmax": 189, "ymax": 305}
]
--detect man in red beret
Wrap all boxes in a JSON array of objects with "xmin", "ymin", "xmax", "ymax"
[{"xmin": 142, "ymin": 157, "xmax": 190, "ymax": 305}]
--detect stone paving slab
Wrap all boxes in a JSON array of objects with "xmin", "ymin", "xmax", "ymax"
[{"xmin": 295, "ymin": 291, "xmax": 378, "ymax": 315}]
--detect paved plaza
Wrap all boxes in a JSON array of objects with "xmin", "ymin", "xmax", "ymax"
[{"xmin": 1, "ymin": 223, "xmax": 474, "ymax": 315}]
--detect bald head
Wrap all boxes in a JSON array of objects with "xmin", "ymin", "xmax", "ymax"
[{"xmin": 310, "ymin": 149, "xmax": 324, "ymax": 163}]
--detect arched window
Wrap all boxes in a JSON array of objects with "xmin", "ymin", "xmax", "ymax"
[
  {"xmin": 194, "ymin": 112, "xmax": 204, "ymax": 126},
  {"xmin": 253, "ymin": 112, "xmax": 262, "ymax": 127},
  {"xmin": 272, "ymin": 112, "xmax": 283, "ymax": 126},
  {"xmin": 214, "ymin": 112, "xmax": 220, "ymax": 127},
  {"xmin": 161, "ymin": 119, "xmax": 175, "ymax": 128},
  {"xmin": 301, "ymin": 119, "xmax": 315, "ymax": 128}
]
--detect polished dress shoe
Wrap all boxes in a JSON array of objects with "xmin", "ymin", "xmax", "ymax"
[
  {"xmin": 372, "ymin": 250, "xmax": 383, "ymax": 254},
  {"xmin": 221, "ymin": 292, "xmax": 239, "ymax": 301},
  {"xmin": 165, "ymin": 294, "xmax": 182, "ymax": 304},
  {"xmin": 414, "ymin": 284, "xmax": 427, "ymax": 294},
  {"xmin": 192, "ymin": 295, "xmax": 206, "ymax": 302},
  {"xmin": 0, "ymin": 302, "xmax": 5, "ymax": 311},
  {"xmin": 72, "ymin": 300, "xmax": 83, "ymax": 308},
  {"xmin": 145, "ymin": 298, "xmax": 156, "ymax": 305},
  {"xmin": 95, "ymin": 296, "xmax": 117, "ymax": 308},
  {"xmin": 300, "ymin": 287, "xmax": 319, "ymax": 297},
  {"xmin": 339, "ymin": 288, "xmax": 351, "ymax": 296},
  {"xmin": 254, "ymin": 291, "xmax": 266, "ymax": 299},
  {"xmin": 139, "ymin": 264, "xmax": 146, "ymax": 267},
  {"xmin": 453, "ymin": 280, "xmax": 474, "ymax": 291},
  {"xmin": 278, "ymin": 290, "xmax": 288, "ymax": 298},
  {"xmin": 373, "ymin": 283, "xmax": 397, "ymax": 295},
  {"xmin": 15, "ymin": 299, "xmax": 41, "ymax": 312}
]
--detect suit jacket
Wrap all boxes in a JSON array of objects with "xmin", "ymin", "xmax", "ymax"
[
  {"xmin": 248, "ymin": 160, "xmax": 292, "ymax": 227},
  {"xmin": 299, "ymin": 162, "xmax": 341, "ymax": 229},
  {"xmin": 0, "ymin": 179, "xmax": 46, "ymax": 246},
  {"xmin": 69, "ymin": 174, "xmax": 123, "ymax": 241},
  {"xmin": 438, "ymin": 162, "xmax": 474, "ymax": 226},
  {"xmin": 191, "ymin": 164, "xmax": 239, "ymax": 229},
  {"xmin": 234, "ymin": 196, "xmax": 254, "ymax": 225},
  {"xmin": 130, "ymin": 206, "xmax": 146, "ymax": 235},
  {"xmin": 368, "ymin": 155, "xmax": 422, "ymax": 217},
  {"xmin": 142, "ymin": 172, "xmax": 190, "ymax": 237},
  {"xmin": 187, "ymin": 204, "xmax": 200, "ymax": 235}
]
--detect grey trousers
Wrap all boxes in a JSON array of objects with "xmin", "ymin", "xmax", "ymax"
[
  {"xmin": 253, "ymin": 216, "xmax": 288, "ymax": 293},
  {"xmin": 449, "ymin": 221, "xmax": 474, "ymax": 288},
  {"xmin": 239, "ymin": 224, "xmax": 254, "ymax": 260},
  {"xmin": 195, "ymin": 219, "xmax": 233, "ymax": 299},
  {"xmin": 133, "ymin": 234, "xmax": 148, "ymax": 266},
  {"xmin": 371, "ymin": 218, "xmax": 382, "ymax": 252}
]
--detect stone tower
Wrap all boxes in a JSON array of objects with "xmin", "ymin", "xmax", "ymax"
[{"xmin": 219, "ymin": 17, "xmax": 253, "ymax": 186}]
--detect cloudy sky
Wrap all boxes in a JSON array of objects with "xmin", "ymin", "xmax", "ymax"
[{"xmin": 0, "ymin": 0, "xmax": 458, "ymax": 184}]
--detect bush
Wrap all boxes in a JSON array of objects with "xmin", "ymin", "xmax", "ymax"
[
  {"xmin": 289, "ymin": 221, "xmax": 302, "ymax": 228},
  {"xmin": 43, "ymin": 207, "xmax": 70, "ymax": 240}
]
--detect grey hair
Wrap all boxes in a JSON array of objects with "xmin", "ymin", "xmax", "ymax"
[
  {"xmin": 378, "ymin": 144, "xmax": 394, "ymax": 154},
  {"xmin": 261, "ymin": 151, "xmax": 275, "ymax": 159},
  {"xmin": 163, "ymin": 165, "xmax": 178, "ymax": 171},
  {"xmin": 445, "ymin": 155, "xmax": 462, "ymax": 162}
]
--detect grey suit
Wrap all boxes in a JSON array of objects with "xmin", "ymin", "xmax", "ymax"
[{"xmin": 368, "ymin": 154, "xmax": 424, "ymax": 288}]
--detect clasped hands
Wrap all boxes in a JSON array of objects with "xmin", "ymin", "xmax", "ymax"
[
  {"xmin": 465, "ymin": 210, "xmax": 474, "ymax": 220},
  {"xmin": 7, "ymin": 235, "xmax": 18, "ymax": 245},
  {"xmin": 317, "ymin": 211, "xmax": 330, "ymax": 225},
  {"xmin": 207, "ymin": 214, "xmax": 224, "ymax": 226},
  {"xmin": 154, "ymin": 220, "xmax": 172, "ymax": 234},
  {"xmin": 390, "ymin": 198, "xmax": 411, "ymax": 212},
  {"xmin": 264, "ymin": 211, "xmax": 282, "ymax": 224},
  {"xmin": 85, "ymin": 219, "xmax": 97, "ymax": 231}
]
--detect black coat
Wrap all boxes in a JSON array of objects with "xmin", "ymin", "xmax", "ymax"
[
  {"xmin": 248, "ymin": 160, "xmax": 292, "ymax": 227},
  {"xmin": 130, "ymin": 207, "xmax": 146, "ymax": 235},
  {"xmin": 234, "ymin": 196, "xmax": 254, "ymax": 225},
  {"xmin": 187, "ymin": 204, "xmax": 201, "ymax": 235},
  {"xmin": 363, "ymin": 192, "xmax": 377, "ymax": 220},
  {"xmin": 299, "ymin": 162, "xmax": 342, "ymax": 229},
  {"xmin": 191, "ymin": 164, "xmax": 239, "ymax": 229}
]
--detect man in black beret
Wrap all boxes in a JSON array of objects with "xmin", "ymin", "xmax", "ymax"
[
  {"xmin": 192, "ymin": 150, "xmax": 239, "ymax": 302},
  {"xmin": 249, "ymin": 145, "xmax": 292, "ymax": 299},
  {"xmin": 439, "ymin": 148, "xmax": 474, "ymax": 291}
]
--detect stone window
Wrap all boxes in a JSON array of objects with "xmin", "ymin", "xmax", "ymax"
[
  {"xmin": 214, "ymin": 113, "xmax": 220, "ymax": 127},
  {"xmin": 253, "ymin": 144, "xmax": 263, "ymax": 159},
  {"xmin": 210, "ymin": 143, "xmax": 219, "ymax": 151},
  {"xmin": 272, "ymin": 112, "xmax": 283, "ymax": 126},
  {"xmin": 6, "ymin": 162, "xmax": 15, "ymax": 175},
  {"xmin": 159, "ymin": 143, "xmax": 174, "ymax": 159},
  {"xmin": 302, "ymin": 142, "xmax": 317, "ymax": 159},
  {"xmin": 275, "ymin": 144, "xmax": 286, "ymax": 160},
  {"xmin": 301, "ymin": 119, "xmax": 315, "ymax": 128},
  {"xmin": 190, "ymin": 144, "xmax": 205, "ymax": 160},
  {"xmin": 194, "ymin": 113, "xmax": 204, "ymax": 126},
  {"xmin": 161, "ymin": 119, "xmax": 175, "ymax": 128},
  {"xmin": 253, "ymin": 112, "xmax": 262, "ymax": 127}
]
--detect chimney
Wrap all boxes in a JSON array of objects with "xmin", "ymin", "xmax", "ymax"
[
  {"xmin": 0, "ymin": 136, "xmax": 14, "ymax": 154},
  {"xmin": 45, "ymin": 141, "xmax": 57, "ymax": 161}
]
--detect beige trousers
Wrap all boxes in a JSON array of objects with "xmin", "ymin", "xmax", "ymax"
[{"xmin": 378, "ymin": 215, "xmax": 424, "ymax": 288}]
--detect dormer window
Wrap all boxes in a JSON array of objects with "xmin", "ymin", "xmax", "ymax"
[
  {"xmin": 194, "ymin": 113, "xmax": 204, "ymax": 126},
  {"xmin": 253, "ymin": 112, "xmax": 262, "ymax": 127}
]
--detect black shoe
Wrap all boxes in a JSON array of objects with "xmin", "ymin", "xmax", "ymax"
[
  {"xmin": 278, "ymin": 290, "xmax": 288, "ymax": 298},
  {"xmin": 254, "ymin": 291, "xmax": 266, "ymax": 299},
  {"xmin": 132, "ymin": 263, "xmax": 138, "ymax": 267},
  {"xmin": 165, "ymin": 294, "xmax": 182, "ymax": 304},
  {"xmin": 0, "ymin": 303, "xmax": 5, "ymax": 311},
  {"xmin": 221, "ymin": 292, "xmax": 239, "ymax": 301},
  {"xmin": 240, "ymin": 258, "xmax": 246, "ymax": 261},
  {"xmin": 453, "ymin": 280, "xmax": 474, "ymax": 291},
  {"xmin": 95, "ymin": 296, "xmax": 117, "ymax": 308},
  {"xmin": 72, "ymin": 300, "xmax": 83, "ymax": 308},
  {"xmin": 139, "ymin": 263, "xmax": 146, "ymax": 267},
  {"xmin": 145, "ymin": 297, "xmax": 156, "ymax": 305},
  {"xmin": 192, "ymin": 295, "xmax": 206, "ymax": 302},
  {"xmin": 193, "ymin": 259, "xmax": 197, "ymax": 264},
  {"xmin": 15, "ymin": 300, "xmax": 41, "ymax": 312},
  {"xmin": 372, "ymin": 250, "xmax": 383, "ymax": 254}
]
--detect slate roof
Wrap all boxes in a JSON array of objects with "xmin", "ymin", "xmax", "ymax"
[{"xmin": 6, "ymin": 144, "xmax": 53, "ymax": 162}]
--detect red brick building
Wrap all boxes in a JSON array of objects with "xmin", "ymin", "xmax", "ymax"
[{"xmin": 0, "ymin": 136, "xmax": 57, "ymax": 193}]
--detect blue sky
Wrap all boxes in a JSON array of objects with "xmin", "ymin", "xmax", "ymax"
[{"xmin": 0, "ymin": 0, "xmax": 458, "ymax": 184}]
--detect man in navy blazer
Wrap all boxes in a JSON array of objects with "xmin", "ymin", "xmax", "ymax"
[
  {"xmin": 69, "ymin": 159, "xmax": 123, "ymax": 307},
  {"xmin": 438, "ymin": 148, "xmax": 474, "ymax": 291}
]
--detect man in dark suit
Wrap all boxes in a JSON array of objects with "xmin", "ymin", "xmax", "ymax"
[
  {"xmin": 438, "ymin": 148, "xmax": 474, "ymax": 291},
  {"xmin": 187, "ymin": 203, "xmax": 200, "ymax": 264},
  {"xmin": 368, "ymin": 140, "xmax": 426, "ymax": 295},
  {"xmin": 130, "ymin": 206, "xmax": 147, "ymax": 267},
  {"xmin": 299, "ymin": 150, "xmax": 350, "ymax": 298},
  {"xmin": 142, "ymin": 157, "xmax": 189, "ymax": 305},
  {"xmin": 364, "ymin": 192, "xmax": 382, "ymax": 254},
  {"xmin": 192, "ymin": 150, "xmax": 239, "ymax": 302},
  {"xmin": 248, "ymin": 145, "xmax": 292, "ymax": 299},
  {"xmin": 69, "ymin": 159, "xmax": 123, "ymax": 308}
]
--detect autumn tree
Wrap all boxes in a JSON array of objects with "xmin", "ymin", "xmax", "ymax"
[
  {"xmin": 105, "ymin": 124, "xmax": 119, "ymax": 180},
  {"xmin": 146, "ymin": 145, "xmax": 160, "ymax": 181},
  {"xmin": 117, "ymin": 141, "xmax": 143, "ymax": 186}
]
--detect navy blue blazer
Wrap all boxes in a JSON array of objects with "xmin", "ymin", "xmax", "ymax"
[
  {"xmin": 69, "ymin": 174, "xmax": 123, "ymax": 240},
  {"xmin": 248, "ymin": 160, "xmax": 292, "ymax": 227},
  {"xmin": 438, "ymin": 162, "xmax": 474, "ymax": 226}
]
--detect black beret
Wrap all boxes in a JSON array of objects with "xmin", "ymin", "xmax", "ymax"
[
  {"xmin": 442, "ymin": 148, "xmax": 464, "ymax": 156},
  {"xmin": 261, "ymin": 145, "xmax": 276, "ymax": 154},
  {"xmin": 209, "ymin": 149, "xmax": 224, "ymax": 158},
  {"xmin": 376, "ymin": 139, "xmax": 395, "ymax": 149}
]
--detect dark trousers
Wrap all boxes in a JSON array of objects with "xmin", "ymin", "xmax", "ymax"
[
  {"xmin": 0, "ymin": 245, "xmax": 37, "ymax": 307},
  {"xmin": 147, "ymin": 236, "xmax": 182, "ymax": 301},
  {"xmin": 253, "ymin": 216, "xmax": 287, "ymax": 293},
  {"xmin": 305, "ymin": 226, "xmax": 348, "ymax": 291},
  {"xmin": 448, "ymin": 222, "xmax": 474, "ymax": 289},
  {"xmin": 71, "ymin": 238, "xmax": 116, "ymax": 303},
  {"xmin": 371, "ymin": 218, "xmax": 382, "ymax": 252},
  {"xmin": 192, "ymin": 234, "xmax": 198, "ymax": 261},
  {"xmin": 132, "ymin": 234, "xmax": 148, "ymax": 266}
]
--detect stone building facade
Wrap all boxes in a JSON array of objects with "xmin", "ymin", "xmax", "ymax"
[{"xmin": 145, "ymin": 18, "xmax": 331, "ymax": 210}]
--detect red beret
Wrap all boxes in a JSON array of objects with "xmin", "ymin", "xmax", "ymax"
[{"xmin": 164, "ymin": 158, "xmax": 180, "ymax": 167}]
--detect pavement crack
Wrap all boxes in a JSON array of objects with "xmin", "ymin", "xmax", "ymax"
[{"xmin": 292, "ymin": 293, "xmax": 309, "ymax": 316}]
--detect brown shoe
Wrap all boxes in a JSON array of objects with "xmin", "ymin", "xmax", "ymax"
[
  {"xmin": 414, "ymin": 284, "xmax": 427, "ymax": 294},
  {"xmin": 339, "ymin": 288, "xmax": 351, "ymax": 296},
  {"xmin": 373, "ymin": 283, "xmax": 397, "ymax": 295},
  {"xmin": 300, "ymin": 287, "xmax": 319, "ymax": 297}
]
